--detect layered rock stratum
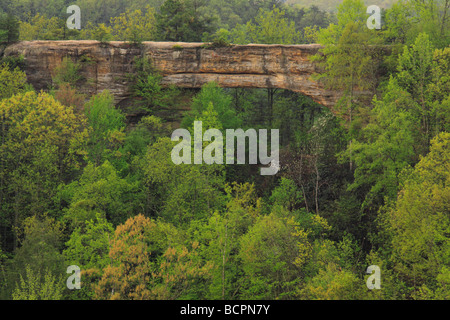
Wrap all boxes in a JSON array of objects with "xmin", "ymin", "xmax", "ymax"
[
  {"xmin": 6, "ymin": 40, "xmax": 390, "ymax": 113},
  {"xmin": 4, "ymin": 40, "xmax": 346, "ymax": 109}
]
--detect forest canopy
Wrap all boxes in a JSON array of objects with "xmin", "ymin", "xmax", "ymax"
[{"xmin": 0, "ymin": 0, "xmax": 449, "ymax": 301}]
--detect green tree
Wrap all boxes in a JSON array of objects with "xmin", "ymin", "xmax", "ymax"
[
  {"xmin": 384, "ymin": 0, "xmax": 450, "ymax": 48},
  {"xmin": 314, "ymin": 19, "xmax": 381, "ymax": 138},
  {"xmin": 59, "ymin": 161, "xmax": 139, "ymax": 228},
  {"xmin": 52, "ymin": 57, "xmax": 83, "ymax": 88},
  {"xmin": 297, "ymin": 5, "xmax": 331, "ymax": 43},
  {"xmin": 348, "ymin": 32, "xmax": 449, "ymax": 215},
  {"xmin": 389, "ymin": 132, "xmax": 450, "ymax": 294},
  {"xmin": 110, "ymin": 5, "xmax": 156, "ymax": 44},
  {"xmin": 191, "ymin": 182, "xmax": 262, "ymax": 299},
  {"xmin": 156, "ymin": 0, "xmax": 215, "ymax": 42},
  {"xmin": 313, "ymin": 0, "xmax": 381, "ymax": 131},
  {"xmin": 84, "ymin": 90, "xmax": 126, "ymax": 166},
  {"xmin": 298, "ymin": 262, "xmax": 366, "ymax": 300},
  {"xmin": 6, "ymin": 215, "xmax": 65, "ymax": 299},
  {"xmin": 396, "ymin": 33, "xmax": 450, "ymax": 147},
  {"xmin": 19, "ymin": 13, "xmax": 68, "ymax": 41},
  {"xmin": 181, "ymin": 82, "xmax": 241, "ymax": 130},
  {"xmin": 0, "ymin": 13, "xmax": 19, "ymax": 43},
  {"xmin": 0, "ymin": 64, "xmax": 27, "ymax": 100},
  {"xmin": 269, "ymin": 177, "xmax": 303, "ymax": 211},
  {"xmin": 348, "ymin": 78, "xmax": 418, "ymax": 209},
  {"xmin": 128, "ymin": 57, "xmax": 179, "ymax": 115},
  {"xmin": 0, "ymin": 92, "xmax": 88, "ymax": 250},
  {"xmin": 239, "ymin": 211, "xmax": 311, "ymax": 299},
  {"xmin": 114, "ymin": 115, "xmax": 169, "ymax": 176},
  {"xmin": 5, "ymin": 0, "xmax": 66, "ymax": 23},
  {"xmin": 63, "ymin": 215, "xmax": 114, "ymax": 299},
  {"xmin": 12, "ymin": 265, "xmax": 64, "ymax": 300},
  {"xmin": 139, "ymin": 137, "xmax": 226, "ymax": 225},
  {"xmin": 230, "ymin": 6, "xmax": 300, "ymax": 45},
  {"xmin": 89, "ymin": 23, "xmax": 113, "ymax": 44}
]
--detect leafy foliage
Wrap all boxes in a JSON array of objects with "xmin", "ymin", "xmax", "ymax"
[
  {"xmin": 0, "ymin": 13, "xmax": 19, "ymax": 43},
  {"xmin": 0, "ymin": 0, "xmax": 449, "ymax": 302},
  {"xmin": 0, "ymin": 64, "xmax": 27, "ymax": 100},
  {"xmin": 12, "ymin": 265, "xmax": 64, "ymax": 300},
  {"xmin": 389, "ymin": 132, "xmax": 450, "ymax": 292}
]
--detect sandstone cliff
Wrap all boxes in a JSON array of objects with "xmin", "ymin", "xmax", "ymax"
[{"xmin": 3, "ymin": 40, "xmax": 344, "ymax": 110}]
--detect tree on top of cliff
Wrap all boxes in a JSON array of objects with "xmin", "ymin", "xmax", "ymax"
[
  {"xmin": 229, "ymin": 6, "xmax": 300, "ymax": 45},
  {"xmin": 156, "ymin": 0, "xmax": 216, "ymax": 42},
  {"xmin": 0, "ymin": 13, "xmax": 19, "ymax": 43},
  {"xmin": 110, "ymin": 5, "xmax": 157, "ymax": 44}
]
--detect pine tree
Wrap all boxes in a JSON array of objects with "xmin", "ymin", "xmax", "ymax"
[{"xmin": 0, "ymin": 14, "xmax": 19, "ymax": 43}]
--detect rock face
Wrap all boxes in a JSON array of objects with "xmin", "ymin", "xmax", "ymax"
[{"xmin": 4, "ymin": 40, "xmax": 342, "ymax": 108}]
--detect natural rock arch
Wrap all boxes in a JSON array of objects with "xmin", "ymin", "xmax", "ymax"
[{"xmin": 4, "ymin": 40, "xmax": 375, "ymax": 109}]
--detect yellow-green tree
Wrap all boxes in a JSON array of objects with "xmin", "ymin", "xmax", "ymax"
[
  {"xmin": 238, "ymin": 211, "xmax": 312, "ymax": 299},
  {"xmin": 12, "ymin": 265, "xmax": 64, "ymax": 300},
  {"xmin": 83, "ymin": 90, "xmax": 126, "ymax": 166},
  {"xmin": 63, "ymin": 214, "xmax": 114, "ymax": 300},
  {"xmin": 139, "ymin": 137, "xmax": 225, "ymax": 225},
  {"xmin": 94, "ymin": 214, "xmax": 209, "ymax": 300},
  {"xmin": 8, "ymin": 215, "xmax": 65, "ymax": 300},
  {"xmin": 110, "ymin": 5, "xmax": 156, "ymax": 44},
  {"xmin": 0, "ymin": 64, "xmax": 27, "ymax": 100},
  {"xmin": 0, "ymin": 13, "xmax": 20, "ymax": 43},
  {"xmin": 0, "ymin": 92, "xmax": 88, "ymax": 250},
  {"xmin": 59, "ymin": 161, "xmax": 138, "ymax": 228},
  {"xmin": 298, "ymin": 263, "xmax": 366, "ymax": 300},
  {"xmin": 19, "ymin": 13, "xmax": 69, "ymax": 40},
  {"xmin": 230, "ymin": 6, "xmax": 299, "ymax": 44},
  {"xmin": 193, "ymin": 182, "xmax": 262, "ymax": 300},
  {"xmin": 389, "ymin": 132, "xmax": 450, "ymax": 296}
]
